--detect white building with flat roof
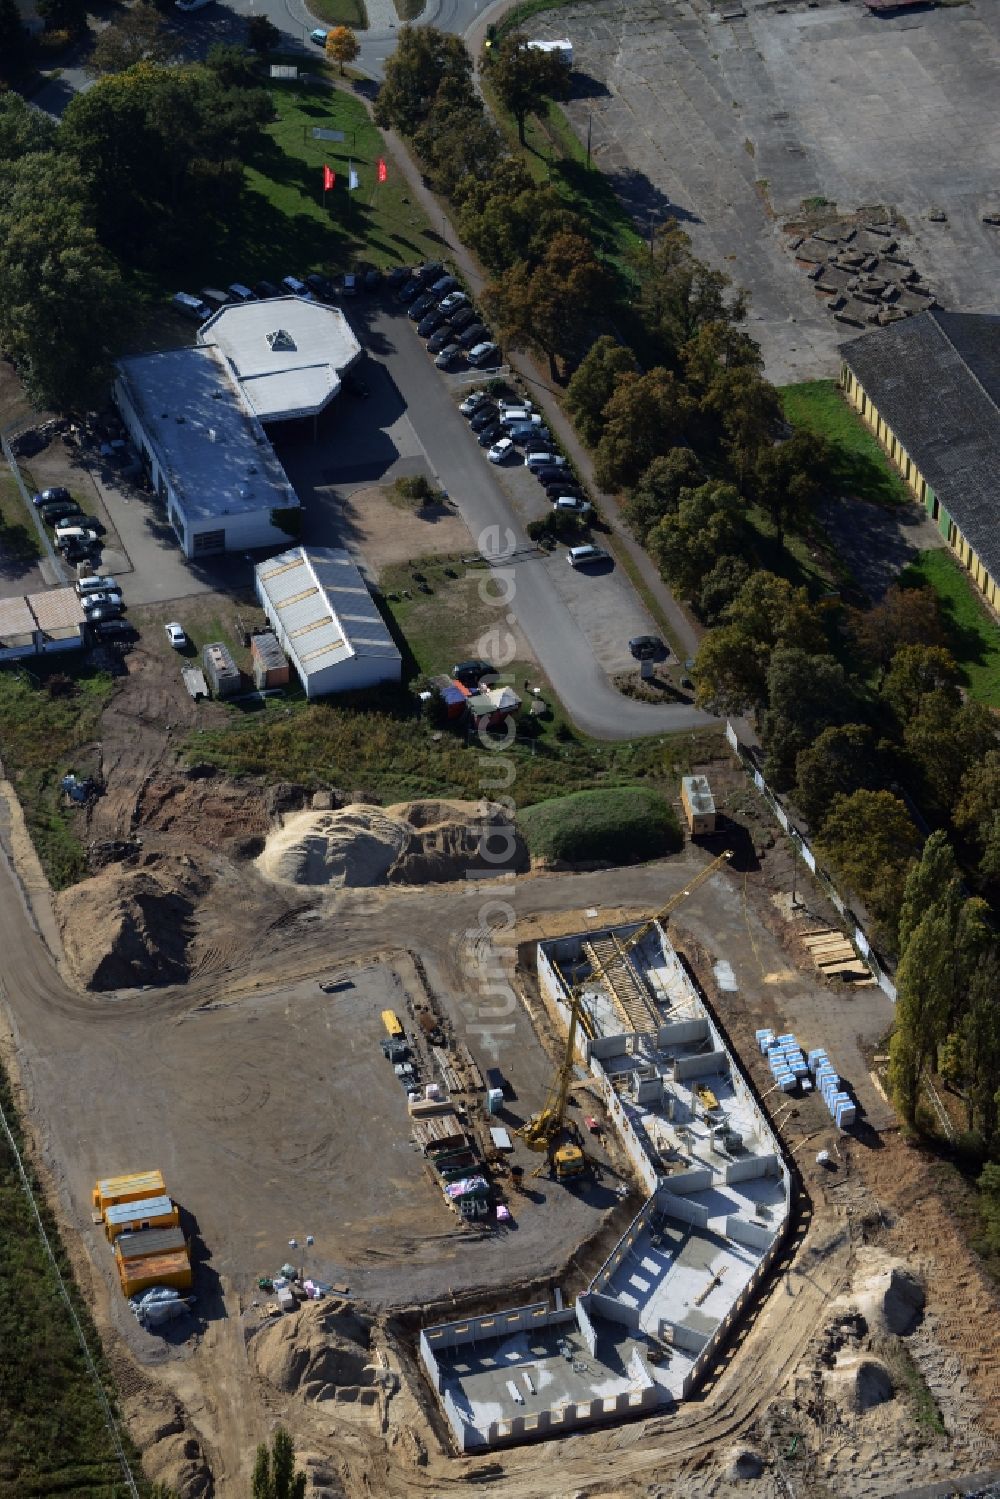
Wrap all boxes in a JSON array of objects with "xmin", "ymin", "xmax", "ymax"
[
  {"xmin": 198, "ymin": 297, "xmax": 361, "ymax": 424},
  {"xmin": 114, "ymin": 347, "xmax": 302, "ymax": 561},
  {"xmin": 255, "ymin": 546, "xmax": 401, "ymax": 698}
]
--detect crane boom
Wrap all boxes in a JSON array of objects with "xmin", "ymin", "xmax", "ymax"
[{"xmin": 518, "ymin": 851, "xmax": 733, "ymax": 1170}]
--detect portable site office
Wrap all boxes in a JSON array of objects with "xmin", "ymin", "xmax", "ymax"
[
  {"xmin": 114, "ymin": 1225, "xmax": 188, "ymax": 1264},
  {"xmin": 119, "ymin": 1250, "xmax": 193, "ymax": 1300},
  {"xmin": 103, "ymin": 1194, "xmax": 179, "ymax": 1243},
  {"xmin": 92, "ymin": 1169, "xmax": 166, "ymax": 1214}
]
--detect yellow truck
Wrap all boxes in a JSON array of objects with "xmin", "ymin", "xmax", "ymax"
[{"xmin": 381, "ymin": 1009, "xmax": 404, "ymax": 1039}]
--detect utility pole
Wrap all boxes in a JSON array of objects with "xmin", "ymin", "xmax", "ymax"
[{"xmin": 586, "ymin": 112, "xmax": 592, "ymax": 170}]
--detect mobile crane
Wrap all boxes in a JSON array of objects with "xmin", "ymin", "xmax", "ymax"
[{"xmin": 518, "ymin": 850, "xmax": 733, "ymax": 1180}]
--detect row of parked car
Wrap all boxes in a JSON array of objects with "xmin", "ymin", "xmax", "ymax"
[
  {"xmin": 457, "ymin": 395, "xmax": 595, "ymax": 519},
  {"xmin": 31, "ymin": 488, "xmax": 129, "ymax": 634},
  {"xmin": 392, "ymin": 261, "xmax": 500, "ymax": 371},
  {"xmin": 171, "ymin": 266, "xmax": 386, "ymax": 323}
]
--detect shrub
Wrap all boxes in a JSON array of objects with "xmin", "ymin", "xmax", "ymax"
[{"xmin": 520, "ymin": 786, "xmax": 682, "ymax": 865}]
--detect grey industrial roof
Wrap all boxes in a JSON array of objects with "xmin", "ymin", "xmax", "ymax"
[
  {"xmin": 256, "ymin": 547, "xmax": 400, "ymax": 680},
  {"xmin": 840, "ymin": 310, "xmax": 1000, "ymax": 580},
  {"xmin": 198, "ymin": 297, "xmax": 361, "ymax": 422},
  {"xmin": 116, "ymin": 347, "xmax": 300, "ymax": 525},
  {"xmin": 0, "ymin": 587, "xmax": 84, "ymax": 643}
]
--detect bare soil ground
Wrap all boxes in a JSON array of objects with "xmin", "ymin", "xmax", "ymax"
[{"xmin": 330, "ymin": 483, "xmax": 473, "ymax": 578}]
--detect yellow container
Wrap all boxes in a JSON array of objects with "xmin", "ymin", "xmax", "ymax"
[
  {"xmin": 381, "ymin": 1009, "xmax": 404, "ymax": 1039},
  {"xmin": 118, "ymin": 1249, "xmax": 192, "ymax": 1300},
  {"xmin": 92, "ymin": 1170, "xmax": 166, "ymax": 1214},
  {"xmin": 115, "ymin": 1226, "xmax": 187, "ymax": 1265}
]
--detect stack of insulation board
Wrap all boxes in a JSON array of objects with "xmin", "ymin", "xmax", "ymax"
[
  {"xmin": 766, "ymin": 1043, "xmax": 797, "ymax": 1093},
  {"xmin": 93, "ymin": 1170, "xmax": 192, "ymax": 1296},
  {"xmin": 808, "ymin": 1051, "xmax": 856, "ymax": 1129}
]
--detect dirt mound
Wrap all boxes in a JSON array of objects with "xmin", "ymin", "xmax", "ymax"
[
  {"xmin": 829, "ymin": 1354, "xmax": 895, "ymax": 1413},
  {"xmin": 126, "ymin": 1393, "xmax": 212, "ymax": 1498},
  {"xmin": 58, "ymin": 853, "xmax": 209, "ymax": 990},
  {"xmin": 725, "ymin": 1445, "xmax": 764, "ymax": 1480},
  {"xmin": 251, "ymin": 1301, "xmax": 374, "ymax": 1403},
  {"xmin": 855, "ymin": 1257, "xmax": 926, "ymax": 1337},
  {"xmin": 139, "ymin": 774, "xmax": 271, "ymax": 857},
  {"xmin": 256, "ymin": 800, "xmax": 527, "ymax": 890}
]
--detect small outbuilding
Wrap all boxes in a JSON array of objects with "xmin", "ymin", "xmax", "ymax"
[
  {"xmin": 0, "ymin": 587, "xmax": 86, "ymax": 662},
  {"xmin": 681, "ymin": 774, "xmax": 716, "ymax": 836},
  {"xmin": 251, "ymin": 630, "xmax": 289, "ymax": 689},
  {"xmin": 202, "ymin": 641, "xmax": 241, "ymax": 697}
]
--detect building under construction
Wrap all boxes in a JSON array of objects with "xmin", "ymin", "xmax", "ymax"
[{"xmin": 420, "ymin": 919, "xmax": 791, "ymax": 1451}]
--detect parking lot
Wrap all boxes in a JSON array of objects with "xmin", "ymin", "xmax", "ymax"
[{"xmin": 556, "ymin": 0, "xmax": 1000, "ymax": 382}]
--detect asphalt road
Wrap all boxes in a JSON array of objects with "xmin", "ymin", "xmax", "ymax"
[{"xmin": 357, "ymin": 303, "xmax": 714, "ymax": 739}]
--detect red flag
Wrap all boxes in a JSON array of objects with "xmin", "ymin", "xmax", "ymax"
[
  {"xmin": 323, "ymin": 164, "xmax": 335, "ymax": 192},
  {"xmin": 376, "ymin": 157, "xmax": 387, "ymax": 184}
]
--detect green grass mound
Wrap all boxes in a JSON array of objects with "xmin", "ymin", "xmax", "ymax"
[{"xmin": 520, "ymin": 786, "xmax": 682, "ymax": 865}]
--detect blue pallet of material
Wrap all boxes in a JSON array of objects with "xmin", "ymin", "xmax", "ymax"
[
  {"xmin": 801, "ymin": 1078, "xmax": 813, "ymax": 1094},
  {"xmin": 807, "ymin": 1047, "xmax": 827, "ymax": 1067},
  {"xmin": 756, "ymin": 1029, "xmax": 775, "ymax": 1054},
  {"xmin": 835, "ymin": 1099, "xmax": 857, "ymax": 1126},
  {"xmin": 777, "ymin": 1034, "xmax": 796, "ymax": 1046},
  {"xmin": 777, "ymin": 1073, "xmax": 797, "ymax": 1093}
]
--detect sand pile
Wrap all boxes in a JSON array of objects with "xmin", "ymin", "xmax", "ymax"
[
  {"xmin": 829, "ymin": 1354, "xmax": 895, "ymax": 1413},
  {"xmin": 58, "ymin": 853, "xmax": 209, "ymax": 990},
  {"xmin": 125, "ymin": 1393, "xmax": 212, "ymax": 1498},
  {"xmin": 855, "ymin": 1257, "xmax": 926, "ymax": 1337},
  {"xmin": 251, "ymin": 1302, "xmax": 373, "ymax": 1403},
  {"xmin": 256, "ymin": 800, "xmax": 527, "ymax": 890}
]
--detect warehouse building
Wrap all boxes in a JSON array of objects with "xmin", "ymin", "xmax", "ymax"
[
  {"xmin": 840, "ymin": 310, "xmax": 1000, "ymax": 610},
  {"xmin": 255, "ymin": 546, "xmax": 401, "ymax": 699}
]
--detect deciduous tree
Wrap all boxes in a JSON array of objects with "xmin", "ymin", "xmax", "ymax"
[
  {"xmin": 622, "ymin": 447, "xmax": 704, "ymax": 544},
  {"xmin": 881, "ymin": 643, "xmax": 960, "ymax": 727},
  {"xmin": 457, "ymin": 175, "xmax": 582, "ymax": 272},
  {"xmin": 565, "ymin": 336, "xmax": 639, "ymax": 447},
  {"xmin": 483, "ymin": 231, "xmax": 610, "ymax": 381},
  {"xmin": 482, "ymin": 30, "xmax": 570, "ymax": 144},
  {"xmin": 815, "ymin": 789, "xmax": 922, "ymax": 951},
  {"xmin": 760, "ymin": 648, "xmax": 852, "ymax": 790},
  {"xmin": 86, "ymin": 4, "xmax": 176, "ymax": 75},
  {"xmin": 247, "ymin": 13, "xmax": 280, "ymax": 54},
  {"xmin": 846, "ymin": 584, "xmax": 944, "ymax": 685},
  {"xmin": 748, "ymin": 427, "xmax": 828, "ymax": 547},
  {"xmin": 793, "ymin": 723, "xmax": 882, "ymax": 831},
  {"xmin": 902, "ymin": 691, "xmax": 996, "ymax": 819},
  {"xmin": 954, "ymin": 749, "xmax": 1000, "ymax": 886},
  {"xmin": 647, "ymin": 481, "xmax": 742, "ymax": 601},
  {"xmin": 696, "ymin": 553, "xmax": 751, "ymax": 625},
  {"xmin": 632, "ymin": 221, "xmax": 746, "ymax": 366},
  {"xmin": 36, "ymin": 0, "xmax": 87, "ymax": 36},
  {"xmin": 374, "ymin": 26, "xmax": 474, "ymax": 135},
  {"xmin": 325, "ymin": 25, "xmax": 359, "ymax": 74},
  {"xmin": 593, "ymin": 368, "xmax": 691, "ymax": 491}
]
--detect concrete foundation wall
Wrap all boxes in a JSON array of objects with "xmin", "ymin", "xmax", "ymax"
[
  {"xmin": 589, "ymin": 1194, "xmax": 660, "ymax": 1292},
  {"xmin": 658, "ymin": 1167, "xmax": 713, "ymax": 1196},
  {"xmin": 576, "ymin": 1294, "xmax": 598, "ymax": 1355},
  {"xmin": 674, "ymin": 1049, "xmax": 729, "ymax": 1081},
  {"xmin": 588, "ymin": 1290, "xmax": 641, "ymax": 1330},
  {"xmin": 657, "ymin": 1190, "xmax": 712, "ymax": 1230},
  {"xmin": 661, "ymin": 1318, "xmax": 710, "ymax": 1353},
  {"xmin": 422, "ymin": 1301, "xmax": 574, "ymax": 1354},
  {"xmin": 657, "ymin": 1018, "xmax": 709, "ymax": 1047},
  {"xmin": 482, "ymin": 1381, "xmax": 660, "ymax": 1449},
  {"xmin": 419, "ymin": 1331, "xmax": 442, "ymax": 1392},
  {"xmin": 725, "ymin": 1153, "xmax": 779, "ymax": 1183},
  {"xmin": 726, "ymin": 1216, "xmax": 775, "ymax": 1251}
]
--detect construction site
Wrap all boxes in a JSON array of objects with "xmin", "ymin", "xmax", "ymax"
[{"xmin": 2, "ymin": 746, "xmax": 1000, "ymax": 1497}]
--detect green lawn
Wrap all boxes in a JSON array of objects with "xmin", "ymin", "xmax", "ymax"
[
  {"xmin": 0, "ymin": 1063, "xmax": 140, "ymax": 1495},
  {"xmin": 493, "ymin": 0, "xmax": 579, "ymax": 40},
  {"xmin": 182, "ymin": 78, "xmax": 439, "ymax": 290},
  {"xmin": 520, "ymin": 785, "xmax": 682, "ymax": 863},
  {"xmin": 780, "ymin": 379, "xmax": 910, "ymax": 508},
  {"xmin": 0, "ymin": 666, "xmax": 115, "ymax": 888},
  {"xmin": 0, "ymin": 472, "xmax": 41, "ymax": 568},
  {"xmin": 310, "ymin": 0, "xmax": 368, "ymax": 26},
  {"xmin": 900, "ymin": 548, "xmax": 1000, "ymax": 705}
]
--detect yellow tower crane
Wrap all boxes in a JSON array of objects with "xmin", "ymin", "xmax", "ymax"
[{"xmin": 519, "ymin": 850, "xmax": 733, "ymax": 1180}]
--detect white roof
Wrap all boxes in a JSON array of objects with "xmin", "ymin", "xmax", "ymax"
[
  {"xmin": 199, "ymin": 297, "xmax": 362, "ymax": 422},
  {"xmin": 256, "ymin": 546, "xmax": 400, "ymax": 680},
  {"xmin": 116, "ymin": 348, "xmax": 300, "ymax": 524}
]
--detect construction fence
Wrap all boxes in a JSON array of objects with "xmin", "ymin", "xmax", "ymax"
[{"xmin": 724, "ymin": 722, "xmax": 897, "ymax": 1003}]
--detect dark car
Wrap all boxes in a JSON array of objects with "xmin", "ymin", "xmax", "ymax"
[
  {"xmin": 477, "ymin": 423, "xmax": 503, "ymax": 446},
  {"xmin": 92, "ymin": 618, "xmax": 135, "ymax": 642},
  {"xmin": 448, "ymin": 305, "xmax": 477, "ymax": 331},
  {"xmin": 40, "ymin": 501, "xmax": 84, "ymax": 524},
  {"xmin": 453, "ymin": 659, "xmax": 494, "ymax": 685},
  {"xmin": 543, "ymin": 477, "xmax": 583, "ymax": 498},
  {"xmin": 431, "ymin": 274, "xmax": 459, "ymax": 297},
  {"xmin": 398, "ymin": 277, "xmax": 423, "ymax": 303},
  {"xmin": 85, "ymin": 604, "xmax": 124, "ymax": 624},
  {"xmin": 427, "ymin": 326, "xmax": 455, "ymax": 354},
  {"xmin": 417, "ymin": 310, "xmax": 446, "ymax": 338},
  {"xmin": 386, "ymin": 265, "xmax": 410, "ymax": 289},
  {"xmin": 509, "ymin": 423, "xmax": 551, "ymax": 445},
  {"xmin": 535, "ymin": 466, "xmax": 574, "ymax": 486},
  {"xmin": 362, "ymin": 267, "xmax": 382, "ymax": 292},
  {"xmin": 416, "ymin": 260, "xmax": 444, "ymax": 286},
  {"xmin": 305, "ymin": 272, "xmax": 334, "ymax": 300},
  {"xmin": 458, "ymin": 323, "xmax": 489, "ymax": 350},
  {"xmin": 32, "ymin": 486, "xmax": 72, "ymax": 509},
  {"xmin": 254, "ymin": 279, "xmax": 281, "ymax": 300},
  {"xmin": 408, "ymin": 292, "xmax": 437, "ymax": 321},
  {"xmin": 629, "ymin": 635, "xmax": 666, "ymax": 661},
  {"xmin": 434, "ymin": 343, "xmax": 462, "ymax": 369},
  {"xmin": 470, "ymin": 405, "xmax": 499, "ymax": 432}
]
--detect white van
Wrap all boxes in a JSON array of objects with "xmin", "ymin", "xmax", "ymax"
[
  {"xmin": 499, "ymin": 409, "xmax": 540, "ymax": 429},
  {"xmin": 76, "ymin": 575, "xmax": 120, "ymax": 597},
  {"xmin": 567, "ymin": 544, "xmax": 606, "ymax": 568}
]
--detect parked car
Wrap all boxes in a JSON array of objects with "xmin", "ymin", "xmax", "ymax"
[
  {"xmin": 470, "ymin": 405, "xmax": 499, "ymax": 431},
  {"xmin": 165, "ymin": 622, "xmax": 187, "ymax": 649},
  {"xmin": 458, "ymin": 323, "xmax": 489, "ymax": 350},
  {"xmin": 82, "ymin": 591, "xmax": 123, "ymax": 613},
  {"xmin": 468, "ymin": 342, "xmax": 500, "ymax": 368},
  {"xmin": 254, "ymin": 279, "xmax": 281, "ymax": 299},
  {"xmin": 40, "ymin": 501, "xmax": 84, "ymax": 524},
  {"xmin": 525, "ymin": 451, "xmax": 566, "ymax": 471},
  {"xmin": 431, "ymin": 275, "xmax": 459, "ymax": 297},
  {"xmin": 76, "ymin": 575, "xmax": 120, "ymax": 597},
  {"xmin": 477, "ymin": 423, "xmax": 503, "ymax": 446},
  {"xmin": 176, "ymin": 0, "xmax": 212, "ymax": 11},
  {"xmin": 58, "ymin": 528, "xmax": 102, "ymax": 552},
  {"xmin": 453, "ymin": 659, "xmax": 494, "ymax": 685},
  {"xmin": 417, "ymin": 310, "xmax": 446, "ymax": 338},
  {"xmin": 85, "ymin": 605, "xmax": 124, "ymax": 625},
  {"xmin": 459, "ymin": 391, "xmax": 491, "ymax": 416},
  {"xmin": 498, "ymin": 399, "xmax": 533, "ymax": 415},
  {"xmin": 281, "ymin": 275, "xmax": 311, "ymax": 298},
  {"xmin": 343, "ymin": 371, "xmax": 370, "ymax": 398},
  {"xmin": 427, "ymin": 326, "xmax": 455, "ymax": 354},
  {"xmin": 553, "ymin": 495, "xmax": 592, "ymax": 514},
  {"xmin": 227, "ymin": 282, "xmax": 255, "ymax": 302},
  {"xmin": 306, "ymin": 272, "xmax": 334, "ymax": 300},
  {"xmin": 488, "ymin": 438, "xmax": 516, "ymax": 464},
  {"xmin": 567, "ymin": 544, "xmax": 607, "ymax": 568},
  {"xmin": 63, "ymin": 543, "xmax": 98, "ymax": 566},
  {"xmin": 32, "ymin": 486, "xmax": 72, "ymax": 509},
  {"xmin": 362, "ymin": 267, "xmax": 382, "ymax": 291},
  {"xmin": 92, "ymin": 618, "xmax": 135, "ymax": 641},
  {"xmin": 499, "ymin": 409, "xmax": 541, "ymax": 430},
  {"xmin": 447, "ymin": 305, "xmax": 477, "ymax": 330},
  {"xmin": 54, "ymin": 513, "xmax": 104, "ymax": 535},
  {"xmin": 172, "ymin": 292, "xmax": 210, "ymax": 321},
  {"xmin": 434, "ymin": 343, "xmax": 462, "ymax": 369},
  {"xmin": 508, "ymin": 424, "xmax": 551, "ymax": 446},
  {"xmin": 199, "ymin": 286, "xmax": 230, "ymax": 312},
  {"xmin": 397, "ymin": 277, "xmax": 423, "ymax": 303},
  {"xmin": 310, "ymin": 25, "xmax": 329, "ymax": 42},
  {"xmin": 415, "ymin": 261, "xmax": 444, "ymax": 286},
  {"xmin": 535, "ymin": 465, "xmax": 573, "ymax": 486},
  {"xmin": 408, "ymin": 292, "xmax": 437, "ymax": 321},
  {"xmin": 340, "ymin": 272, "xmax": 359, "ymax": 297},
  {"xmin": 438, "ymin": 291, "xmax": 468, "ymax": 314},
  {"xmin": 386, "ymin": 265, "xmax": 411, "ymax": 289},
  {"xmin": 629, "ymin": 635, "xmax": 666, "ymax": 661}
]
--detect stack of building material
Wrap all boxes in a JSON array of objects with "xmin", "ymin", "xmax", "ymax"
[
  {"xmin": 93, "ymin": 1169, "xmax": 193, "ymax": 1296},
  {"xmin": 808, "ymin": 1050, "xmax": 856, "ymax": 1129}
]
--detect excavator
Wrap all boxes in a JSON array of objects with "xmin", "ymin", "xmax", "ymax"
[{"xmin": 517, "ymin": 849, "xmax": 733, "ymax": 1181}]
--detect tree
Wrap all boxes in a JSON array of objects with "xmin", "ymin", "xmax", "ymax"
[
  {"xmin": 815, "ymin": 789, "xmax": 922, "ymax": 951},
  {"xmin": 703, "ymin": 366, "xmax": 782, "ymax": 484},
  {"xmin": 252, "ymin": 1428, "xmax": 306, "ymax": 1499},
  {"xmin": 0, "ymin": 0, "xmax": 29, "ymax": 76},
  {"xmin": 457, "ymin": 174, "xmax": 582, "ymax": 272},
  {"xmin": 414, "ymin": 103, "xmax": 503, "ymax": 198},
  {"xmin": 954, "ymin": 749, "xmax": 1000, "ymax": 885},
  {"xmin": 724, "ymin": 571, "xmax": 827, "ymax": 657},
  {"xmin": 647, "ymin": 481, "xmax": 742, "ymax": 601},
  {"xmin": 680, "ymin": 318, "xmax": 763, "ymax": 395},
  {"xmin": 36, "ymin": 0, "xmax": 87, "ymax": 35},
  {"xmin": 847, "ymin": 584, "xmax": 944, "ymax": 685},
  {"xmin": 632, "ymin": 221, "xmax": 746, "ymax": 366},
  {"xmin": 565, "ymin": 336, "xmax": 640, "ymax": 447},
  {"xmin": 902, "ymin": 692, "xmax": 996, "ymax": 819},
  {"xmin": 86, "ymin": 4, "xmax": 176, "ymax": 74},
  {"xmin": 760, "ymin": 648, "xmax": 852, "ymax": 790},
  {"xmin": 326, "ymin": 25, "xmax": 359, "ymax": 74},
  {"xmin": 692, "ymin": 572, "xmax": 827, "ymax": 716},
  {"xmin": 692, "ymin": 624, "xmax": 771, "ymax": 717},
  {"xmin": 622, "ymin": 447, "xmax": 704, "ymax": 545},
  {"xmin": 593, "ymin": 368, "xmax": 692, "ymax": 491},
  {"xmin": 204, "ymin": 42, "xmax": 261, "ymax": 88},
  {"xmin": 483, "ymin": 31, "xmax": 570, "ymax": 145},
  {"xmin": 696, "ymin": 554, "xmax": 751, "ymax": 625},
  {"xmin": 483, "ymin": 231, "xmax": 610, "ymax": 380},
  {"xmin": 374, "ymin": 26, "xmax": 474, "ymax": 135},
  {"xmin": 748, "ymin": 427, "xmax": 828, "ymax": 547},
  {"xmin": 793, "ymin": 723, "xmax": 882, "ymax": 831},
  {"xmin": 247, "ymin": 13, "xmax": 280, "ymax": 54},
  {"xmin": 0, "ymin": 92, "xmax": 57, "ymax": 159},
  {"xmin": 881, "ymin": 642, "xmax": 960, "ymax": 726}
]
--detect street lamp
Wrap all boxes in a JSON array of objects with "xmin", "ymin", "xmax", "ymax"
[{"xmin": 288, "ymin": 1234, "xmax": 315, "ymax": 1284}]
